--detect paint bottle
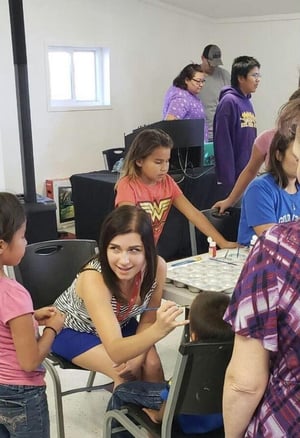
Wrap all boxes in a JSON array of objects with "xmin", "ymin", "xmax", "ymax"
[
  {"xmin": 249, "ymin": 235, "xmax": 258, "ymax": 251},
  {"xmin": 209, "ymin": 240, "xmax": 217, "ymax": 257}
]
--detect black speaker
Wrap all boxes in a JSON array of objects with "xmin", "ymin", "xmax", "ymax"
[{"xmin": 17, "ymin": 194, "xmax": 58, "ymax": 244}]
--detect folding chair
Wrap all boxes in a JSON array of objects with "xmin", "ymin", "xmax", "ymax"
[
  {"xmin": 103, "ymin": 340, "xmax": 233, "ymax": 438},
  {"xmin": 13, "ymin": 239, "xmax": 112, "ymax": 438},
  {"xmin": 191, "ymin": 207, "xmax": 241, "ymax": 255}
]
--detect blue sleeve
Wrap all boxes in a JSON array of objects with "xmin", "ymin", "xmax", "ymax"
[
  {"xmin": 244, "ymin": 179, "xmax": 278, "ymax": 226},
  {"xmin": 238, "ymin": 177, "xmax": 277, "ymax": 245}
]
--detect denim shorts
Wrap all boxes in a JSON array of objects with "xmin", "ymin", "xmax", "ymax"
[{"xmin": 0, "ymin": 384, "xmax": 49, "ymax": 438}]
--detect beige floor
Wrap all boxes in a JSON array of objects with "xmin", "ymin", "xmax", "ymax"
[{"xmin": 46, "ymin": 325, "xmax": 183, "ymax": 438}]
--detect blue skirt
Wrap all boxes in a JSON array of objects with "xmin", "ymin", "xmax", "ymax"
[{"xmin": 52, "ymin": 318, "xmax": 138, "ymax": 360}]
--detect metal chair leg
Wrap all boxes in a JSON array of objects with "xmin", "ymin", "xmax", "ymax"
[
  {"xmin": 189, "ymin": 221, "xmax": 197, "ymax": 255},
  {"xmin": 86, "ymin": 370, "xmax": 96, "ymax": 389},
  {"xmin": 43, "ymin": 358, "xmax": 65, "ymax": 438}
]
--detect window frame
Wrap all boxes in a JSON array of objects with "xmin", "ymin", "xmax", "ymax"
[{"xmin": 46, "ymin": 45, "xmax": 111, "ymax": 112}]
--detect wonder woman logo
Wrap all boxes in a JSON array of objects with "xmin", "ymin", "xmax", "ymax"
[{"xmin": 139, "ymin": 199, "xmax": 171, "ymax": 222}]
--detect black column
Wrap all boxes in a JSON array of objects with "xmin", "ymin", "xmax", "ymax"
[
  {"xmin": 8, "ymin": 0, "xmax": 36, "ymax": 202},
  {"xmin": 7, "ymin": 0, "xmax": 58, "ymax": 243}
]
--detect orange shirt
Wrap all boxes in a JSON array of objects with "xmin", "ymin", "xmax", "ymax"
[{"xmin": 115, "ymin": 175, "xmax": 182, "ymax": 243}]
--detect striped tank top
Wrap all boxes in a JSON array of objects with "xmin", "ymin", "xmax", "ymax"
[{"xmin": 54, "ymin": 258, "xmax": 156, "ymax": 335}]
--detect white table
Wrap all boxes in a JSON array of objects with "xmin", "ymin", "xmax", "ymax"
[{"xmin": 163, "ymin": 248, "xmax": 249, "ymax": 306}]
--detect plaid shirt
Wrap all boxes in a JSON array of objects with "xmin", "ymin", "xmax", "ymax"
[{"xmin": 225, "ymin": 221, "xmax": 300, "ymax": 437}]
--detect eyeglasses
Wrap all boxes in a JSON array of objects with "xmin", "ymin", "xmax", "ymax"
[
  {"xmin": 249, "ymin": 73, "xmax": 262, "ymax": 79},
  {"xmin": 191, "ymin": 78, "xmax": 206, "ymax": 85}
]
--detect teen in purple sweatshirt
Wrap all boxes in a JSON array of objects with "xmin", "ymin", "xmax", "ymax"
[{"xmin": 213, "ymin": 56, "xmax": 261, "ymax": 192}]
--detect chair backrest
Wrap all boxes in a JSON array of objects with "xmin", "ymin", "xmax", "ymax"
[
  {"xmin": 162, "ymin": 341, "xmax": 233, "ymax": 435},
  {"xmin": 102, "ymin": 148, "xmax": 125, "ymax": 171},
  {"xmin": 13, "ymin": 239, "xmax": 98, "ymax": 309},
  {"xmin": 196, "ymin": 207, "xmax": 241, "ymax": 254}
]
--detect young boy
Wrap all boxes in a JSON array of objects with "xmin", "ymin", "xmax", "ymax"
[{"xmin": 106, "ymin": 291, "xmax": 233, "ymax": 435}]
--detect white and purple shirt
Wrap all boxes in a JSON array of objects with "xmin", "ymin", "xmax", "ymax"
[
  {"xmin": 163, "ymin": 86, "xmax": 208, "ymax": 141},
  {"xmin": 225, "ymin": 221, "xmax": 300, "ymax": 437}
]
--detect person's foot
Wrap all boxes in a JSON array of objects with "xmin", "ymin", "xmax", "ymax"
[{"xmin": 142, "ymin": 407, "xmax": 162, "ymax": 424}]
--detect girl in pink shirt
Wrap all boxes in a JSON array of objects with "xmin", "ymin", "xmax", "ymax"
[{"xmin": 0, "ymin": 192, "xmax": 65, "ymax": 438}]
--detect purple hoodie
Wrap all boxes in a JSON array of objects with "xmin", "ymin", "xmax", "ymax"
[{"xmin": 213, "ymin": 86, "xmax": 257, "ymax": 190}]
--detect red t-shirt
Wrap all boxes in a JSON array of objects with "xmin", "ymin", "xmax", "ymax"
[{"xmin": 115, "ymin": 175, "xmax": 182, "ymax": 243}]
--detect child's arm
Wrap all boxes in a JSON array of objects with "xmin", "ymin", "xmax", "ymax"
[
  {"xmin": 212, "ymin": 143, "xmax": 265, "ymax": 213},
  {"xmin": 173, "ymin": 194, "xmax": 238, "ymax": 249},
  {"xmin": 34, "ymin": 306, "xmax": 57, "ymax": 325},
  {"xmin": 9, "ymin": 310, "xmax": 65, "ymax": 372}
]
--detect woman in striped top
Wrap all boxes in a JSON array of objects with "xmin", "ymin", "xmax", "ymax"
[{"xmin": 52, "ymin": 205, "xmax": 187, "ymax": 387}]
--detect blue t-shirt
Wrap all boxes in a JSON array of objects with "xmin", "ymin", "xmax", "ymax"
[{"xmin": 238, "ymin": 173, "xmax": 300, "ymax": 246}]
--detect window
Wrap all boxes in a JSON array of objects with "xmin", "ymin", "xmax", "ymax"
[{"xmin": 47, "ymin": 46, "xmax": 110, "ymax": 110}]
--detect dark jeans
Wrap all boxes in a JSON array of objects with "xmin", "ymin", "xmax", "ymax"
[
  {"xmin": 107, "ymin": 381, "xmax": 167, "ymax": 438},
  {"xmin": 107, "ymin": 380, "xmax": 167, "ymax": 411},
  {"xmin": 107, "ymin": 381, "xmax": 223, "ymax": 436},
  {"xmin": 0, "ymin": 385, "xmax": 49, "ymax": 438}
]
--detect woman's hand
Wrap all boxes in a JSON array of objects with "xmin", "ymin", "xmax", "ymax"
[
  {"xmin": 154, "ymin": 301, "xmax": 189, "ymax": 337},
  {"xmin": 114, "ymin": 356, "xmax": 144, "ymax": 381}
]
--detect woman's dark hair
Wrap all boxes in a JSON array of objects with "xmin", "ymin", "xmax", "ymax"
[
  {"xmin": 173, "ymin": 63, "xmax": 204, "ymax": 90},
  {"xmin": 189, "ymin": 291, "xmax": 233, "ymax": 342},
  {"xmin": 231, "ymin": 56, "xmax": 260, "ymax": 88},
  {"xmin": 118, "ymin": 128, "xmax": 173, "ymax": 182},
  {"xmin": 99, "ymin": 205, "xmax": 157, "ymax": 303},
  {"xmin": 288, "ymin": 87, "xmax": 300, "ymax": 101},
  {"xmin": 266, "ymin": 129, "xmax": 296, "ymax": 188},
  {"xmin": 0, "ymin": 192, "xmax": 26, "ymax": 243},
  {"xmin": 277, "ymin": 97, "xmax": 300, "ymax": 138}
]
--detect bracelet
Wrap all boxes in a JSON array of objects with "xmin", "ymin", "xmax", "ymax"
[{"xmin": 43, "ymin": 326, "xmax": 58, "ymax": 337}]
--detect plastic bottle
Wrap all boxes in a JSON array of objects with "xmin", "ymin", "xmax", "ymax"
[
  {"xmin": 209, "ymin": 240, "xmax": 217, "ymax": 257},
  {"xmin": 249, "ymin": 234, "xmax": 258, "ymax": 251}
]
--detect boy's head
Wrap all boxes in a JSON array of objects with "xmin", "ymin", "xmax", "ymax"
[
  {"xmin": 189, "ymin": 291, "xmax": 233, "ymax": 342},
  {"xmin": 231, "ymin": 55, "xmax": 260, "ymax": 91}
]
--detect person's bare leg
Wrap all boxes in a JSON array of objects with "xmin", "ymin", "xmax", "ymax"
[
  {"xmin": 141, "ymin": 346, "xmax": 165, "ymax": 382},
  {"xmin": 72, "ymin": 344, "xmax": 127, "ymax": 388}
]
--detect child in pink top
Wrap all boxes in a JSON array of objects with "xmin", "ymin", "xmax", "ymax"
[
  {"xmin": 115, "ymin": 128, "xmax": 236, "ymax": 249},
  {"xmin": 0, "ymin": 192, "xmax": 65, "ymax": 437}
]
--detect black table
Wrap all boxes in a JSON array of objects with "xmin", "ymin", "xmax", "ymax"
[
  {"xmin": 70, "ymin": 168, "xmax": 228, "ymax": 261},
  {"xmin": 70, "ymin": 171, "xmax": 117, "ymax": 243}
]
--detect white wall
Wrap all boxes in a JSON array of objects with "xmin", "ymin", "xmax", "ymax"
[
  {"xmin": 210, "ymin": 14, "xmax": 300, "ymax": 132},
  {"xmin": 1, "ymin": 0, "xmax": 210, "ymax": 194},
  {"xmin": 0, "ymin": 129, "xmax": 6, "ymax": 190},
  {"xmin": 1, "ymin": 1, "xmax": 300, "ymax": 194}
]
